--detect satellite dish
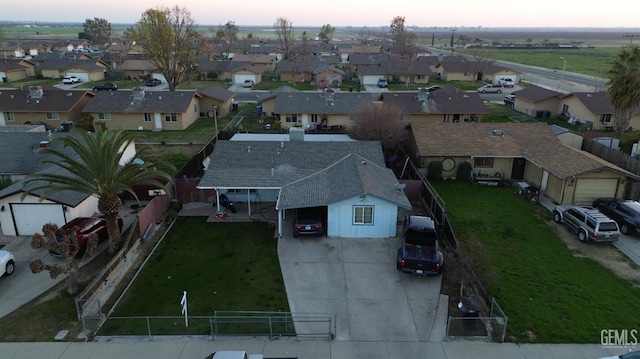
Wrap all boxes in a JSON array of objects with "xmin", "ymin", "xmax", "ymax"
[{"xmin": 394, "ymin": 183, "xmax": 407, "ymax": 191}]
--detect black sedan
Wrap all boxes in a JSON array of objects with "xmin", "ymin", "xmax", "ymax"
[
  {"xmin": 593, "ymin": 198, "xmax": 640, "ymax": 235},
  {"xmin": 146, "ymin": 78, "xmax": 161, "ymax": 86},
  {"xmin": 92, "ymin": 82, "xmax": 118, "ymax": 91}
]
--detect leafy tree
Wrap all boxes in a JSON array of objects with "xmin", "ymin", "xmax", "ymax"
[
  {"xmin": 212, "ymin": 21, "xmax": 238, "ymax": 60},
  {"xmin": 348, "ymin": 103, "xmax": 408, "ymax": 159},
  {"xmin": 30, "ymin": 223, "xmax": 99, "ymax": 295},
  {"xmin": 607, "ymin": 45, "xmax": 640, "ymax": 140},
  {"xmin": 82, "ymin": 18, "xmax": 112, "ymax": 49},
  {"xmin": 22, "ymin": 128, "xmax": 175, "ymax": 254},
  {"xmin": 318, "ymin": 24, "xmax": 335, "ymax": 43},
  {"xmin": 130, "ymin": 6, "xmax": 201, "ymax": 91},
  {"xmin": 274, "ymin": 17, "xmax": 294, "ymax": 59}
]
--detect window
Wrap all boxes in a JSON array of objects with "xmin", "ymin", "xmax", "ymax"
[
  {"xmin": 46, "ymin": 113, "xmax": 59, "ymax": 120},
  {"xmin": 98, "ymin": 113, "xmax": 111, "ymax": 120},
  {"xmin": 164, "ymin": 113, "xmax": 178, "ymax": 122},
  {"xmin": 143, "ymin": 113, "xmax": 153, "ymax": 122},
  {"xmin": 443, "ymin": 114, "xmax": 451, "ymax": 123},
  {"xmin": 353, "ymin": 205, "xmax": 374, "ymax": 225},
  {"xmin": 285, "ymin": 114, "xmax": 298, "ymax": 123},
  {"xmin": 474, "ymin": 157, "xmax": 494, "ymax": 168},
  {"xmin": 311, "ymin": 114, "xmax": 319, "ymax": 123},
  {"xmin": 402, "ymin": 114, "xmax": 411, "ymax": 122},
  {"xmin": 194, "ymin": 104, "xmax": 199, "ymax": 113},
  {"xmin": 562, "ymin": 104, "xmax": 569, "ymax": 113},
  {"xmin": 5, "ymin": 112, "xmax": 15, "ymax": 121},
  {"xmin": 600, "ymin": 114, "xmax": 612, "ymax": 123}
]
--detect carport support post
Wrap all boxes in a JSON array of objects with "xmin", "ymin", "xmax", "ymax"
[
  {"xmin": 215, "ymin": 189, "xmax": 220, "ymax": 213},
  {"xmin": 278, "ymin": 210, "xmax": 283, "ymax": 237},
  {"xmin": 246, "ymin": 191, "xmax": 251, "ymax": 217}
]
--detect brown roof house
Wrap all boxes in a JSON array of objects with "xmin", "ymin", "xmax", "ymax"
[
  {"xmin": 380, "ymin": 87, "xmax": 489, "ymax": 123},
  {"xmin": 557, "ymin": 92, "xmax": 640, "ymax": 131},
  {"xmin": 231, "ymin": 53, "xmax": 278, "ymax": 72},
  {"xmin": 0, "ymin": 86, "xmax": 94, "ymax": 128},
  {"xmin": 196, "ymin": 86, "xmax": 237, "ymax": 118},
  {"xmin": 198, "ymin": 60, "xmax": 263, "ymax": 85},
  {"xmin": 38, "ymin": 57, "xmax": 107, "ymax": 82},
  {"xmin": 0, "ymin": 60, "xmax": 31, "ymax": 82},
  {"xmin": 276, "ymin": 55, "xmax": 343, "ymax": 84},
  {"xmin": 82, "ymin": 87, "xmax": 202, "ymax": 131},
  {"xmin": 511, "ymin": 86, "xmax": 562, "ymax": 118},
  {"xmin": 408, "ymin": 121, "xmax": 639, "ymax": 205}
]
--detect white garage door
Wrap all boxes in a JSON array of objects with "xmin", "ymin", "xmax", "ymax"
[
  {"xmin": 234, "ymin": 74, "xmax": 256, "ymax": 84},
  {"xmin": 66, "ymin": 72, "xmax": 90, "ymax": 83},
  {"xmin": 362, "ymin": 75, "xmax": 380, "ymax": 85},
  {"xmin": 12, "ymin": 203, "xmax": 65, "ymax": 236},
  {"xmin": 574, "ymin": 178, "xmax": 618, "ymax": 205}
]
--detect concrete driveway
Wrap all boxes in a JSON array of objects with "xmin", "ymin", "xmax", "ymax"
[{"xmin": 278, "ymin": 229, "xmax": 446, "ymax": 342}]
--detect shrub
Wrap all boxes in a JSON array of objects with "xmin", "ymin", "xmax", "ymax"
[
  {"xmin": 456, "ymin": 161, "xmax": 473, "ymax": 182},
  {"xmin": 427, "ymin": 161, "xmax": 443, "ymax": 181}
]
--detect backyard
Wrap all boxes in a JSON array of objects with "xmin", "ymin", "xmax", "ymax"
[{"xmin": 432, "ymin": 181, "xmax": 640, "ymax": 343}]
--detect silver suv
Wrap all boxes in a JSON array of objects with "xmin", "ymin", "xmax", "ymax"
[{"xmin": 553, "ymin": 205, "xmax": 620, "ymax": 243}]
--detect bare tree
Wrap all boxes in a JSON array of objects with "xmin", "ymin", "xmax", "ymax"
[
  {"xmin": 111, "ymin": 27, "xmax": 134, "ymax": 80},
  {"xmin": 274, "ymin": 17, "xmax": 294, "ymax": 59},
  {"xmin": 130, "ymin": 5, "xmax": 201, "ymax": 91},
  {"xmin": 30, "ymin": 223, "xmax": 99, "ymax": 295},
  {"xmin": 390, "ymin": 16, "xmax": 416, "ymax": 58},
  {"xmin": 348, "ymin": 103, "xmax": 408, "ymax": 158},
  {"xmin": 465, "ymin": 47, "xmax": 495, "ymax": 83}
]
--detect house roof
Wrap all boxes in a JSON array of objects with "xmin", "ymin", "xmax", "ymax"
[
  {"xmin": 0, "ymin": 165, "xmax": 91, "ymax": 206},
  {"xmin": 273, "ymin": 92, "xmax": 378, "ymax": 115},
  {"xmin": 38, "ymin": 58, "xmax": 105, "ymax": 71},
  {"xmin": 277, "ymin": 153, "xmax": 411, "ymax": 210},
  {"xmin": 411, "ymin": 121, "xmax": 638, "ymax": 180},
  {"xmin": 0, "ymin": 132, "xmax": 70, "ymax": 175},
  {"xmin": 231, "ymin": 53, "xmax": 277, "ymax": 64},
  {"xmin": 198, "ymin": 60, "xmax": 263, "ymax": 73},
  {"xmin": 380, "ymin": 90, "xmax": 489, "ymax": 115},
  {"xmin": 197, "ymin": 86, "xmax": 236, "ymax": 102},
  {"xmin": 514, "ymin": 86, "xmax": 561, "ymax": 102},
  {"xmin": 197, "ymin": 140, "xmax": 386, "ymax": 189},
  {"xmin": 82, "ymin": 89, "xmax": 200, "ymax": 113},
  {"xmin": 0, "ymin": 60, "xmax": 28, "ymax": 72},
  {"xmin": 572, "ymin": 92, "xmax": 613, "ymax": 114},
  {"xmin": 0, "ymin": 87, "xmax": 93, "ymax": 112}
]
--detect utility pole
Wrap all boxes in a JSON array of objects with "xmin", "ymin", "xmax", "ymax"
[
  {"xmin": 623, "ymin": 34, "xmax": 640, "ymax": 46},
  {"xmin": 450, "ymin": 29, "xmax": 457, "ymax": 56}
]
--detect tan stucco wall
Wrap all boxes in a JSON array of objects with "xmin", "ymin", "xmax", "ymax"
[
  {"xmin": 93, "ymin": 97, "xmax": 200, "ymax": 130},
  {"xmin": 199, "ymin": 97, "xmax": 234, "ymax": 117},
  {"xmin": 279, "ymin": 113, "xmax": 351, "ymax": 130},
  {"xmin": 516, "ymin": 97, "xmax": 560, "ymax": 118},
  {"xmin": 560, "ymin": 96, "xmax": 603, "ymax": 129},
  {"xmin": 2, "ymin": 70, "xmax": 27, "ymax": 82}
]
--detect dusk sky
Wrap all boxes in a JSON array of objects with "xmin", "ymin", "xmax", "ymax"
[{"xmin": 2, "ymin": 0, "xmax": 639, "ymax": 28}]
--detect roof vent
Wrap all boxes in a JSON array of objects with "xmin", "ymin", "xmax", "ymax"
[
  {"xmin": 131, "ymin": 87, "xmax": 145, "ymax": 100},
  {"xmin": 28, "ymin": 85, "xmax": 44, "ymax": 99},
  {"xmin": 39, "ymin": 140, "xmax": 50, "ymax": 148}
]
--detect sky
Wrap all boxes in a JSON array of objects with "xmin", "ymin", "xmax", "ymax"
[{"xmin": 2, "ymin": 0, "xmax": 640, "ymax": 28}]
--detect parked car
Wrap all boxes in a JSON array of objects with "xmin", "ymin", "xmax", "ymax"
[
  {"xmin": 599, "ymin": 350, "xmax": 640, "ymax": 359},
  {"xmin": 0, "ymin": 250, "xmax": 16, "ymax": 277},
  {"xmin": 48, "ymin": 216, "xmax": 123, "ymax": 257},
  {"xmin": 377, "ymin": 78, "xmax": 388, "ymax": 88},
  {"xmin": 92, "ymin": 82, "xmax": 118, "ymax": 91},
  {"xmin": 293, "ymin": 207, "xmax": 324, "ymax": 237},
  {"xmin": 396, "ymin": 214, "xmax": 443, "ymax": 276},
  {"xmin": 477, "ymin": 84, "xmax": 504, "ymax": 93},
  {"xmin": 504, "ymin": 94, "xmax": 516, "ymax": 107},
  {"xmin": 426, "ymin": 85, "xmax": 442, "ymax": 92},
  {"xmin": 498, "ymin": 78, "xmax": 515, "ymax": 87},
  {"xmin": 62, "ymin": 76, "xmax": 79, "ymax": 84},
  {"xmin": 553, "ymin": 205, "xmax": 620, "ymax": 242},
  {"xmin": 331, "ymin": 79, "xmax": 341, "ymax": 88},
  {"xmin": 592, "ymin": 198, "xmax": 640, "ymax": 235},
  {"xmin": 146, "ymin": 78, "xmax": 161, "ymax": 86},
  {"xmin": 243, "ymin": 80, "xmax": 255, "ymax": 88}
]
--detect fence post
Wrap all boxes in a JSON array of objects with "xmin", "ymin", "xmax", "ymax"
[{"xmin": 146, "ymin": 317, "xmax": 152, "ymax": 341}]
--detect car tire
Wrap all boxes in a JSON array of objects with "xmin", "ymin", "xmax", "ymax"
[
  {"xmin": 497, "ymin": 89, "xmax": 502, "ymax": 93},
  {"xmin": 578, "ymin": 231, "xmax": 588, "ymax": 242},
  {"xmin": 621, "ymin": 224, "xmax": 629, "ymax": 235},
  {"xmin": 5, "ymin": 260, "xmax": 15, "ymax": 276},
  {"xmin": 553, "ymin": 212, "xmax": 562, "ymax": 223},
  {"xmin": 481, "ymin": 90, "xmax": 487, "ymax": 93}
]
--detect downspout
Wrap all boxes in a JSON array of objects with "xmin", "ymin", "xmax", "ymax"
[{"xmin": 278, "ymin": 209, "xmax": 283, "ymax": 238}]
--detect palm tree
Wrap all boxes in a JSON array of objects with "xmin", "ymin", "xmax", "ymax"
[
  {"xmin": 607, "ymin": 45, "xmax": 640, "ymax": 140},
  {"xmin": 22, "ymin": 127, "xmax": 174, "ymax": 253}
]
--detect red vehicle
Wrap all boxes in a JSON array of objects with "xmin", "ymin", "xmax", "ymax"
[{"xmin": 48, "ymin": 216, "xmax": 123, "ymax": 257}]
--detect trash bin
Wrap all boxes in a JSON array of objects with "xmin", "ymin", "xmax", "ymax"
[
  {"xmin": 255, "ymin": 105, "xmax": 262, "ymax": 116},
  {"xmin": 232, "ymin": 103, "xmax": 238, "ymax": 111},
  {"xmin": 349, "ymin": 86, "xmax": 353, "ymax": 92},
  {"xmin": 458, "ymin": 297, "xmax": 482, "ymax": 330},
  {"xmin": 61, "ymin": 121, "xmax": 73, "ymax": 132}
]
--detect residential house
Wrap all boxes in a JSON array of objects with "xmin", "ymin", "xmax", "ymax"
[
  {"xmin": 197, "ymin": 86, "xmax": 236, "ymax": 118},
  {"xmin": 337, "ymin": 44, "xmax": 383, "ymax": 63},
  {"xmin": 276, "ymin": 55, "xmax": 342, "ymax": 84},
  {"xmin": 197, "ymin": 138, "xmax": 411, "ymax": 238},
  {"xmin": 0, "ymin": 60, "xmax": 30, "ymax": 82},
  {"xmin": 0, "ymin": 131, "xmax": 137, "ymax": 236},
  {"xmin": 380, "ymin": 87, "xmax": 489, "ymax": 123},
  {"xmin": 511, "ymin": 86, "xmax": 562, "ymax": 118},
  {"xmin": 38, "ymin": 57, "xmax": 107, "ymax": 82},
  {"xmin": 231, "ymin": 53, "xmax": 278, "ymax": 72},
  {"xmin": 351, "ymin": 54, "xmax": 432, "ymax": 86},
  {"xmin": 433, "ymin": 58, "xmax": 479, "ymax": 82},
  {"xmin": 198, "ymin": 60, "xmax": 263, "ymax": 84},
  {"xmin": 408, "ymin": 121, "xmax": 639, "ymax": 205},
  {"xmin": 559, "ymin": 92, "xmax": 616, "ymax": 131},
  {"xmin": 266, "ymin": 92, "xmax": 379, "ymax": 130},
  {"xmin": 257, "ymin": 86, "xmax": 301, "ymax": 116},
  {"xmin": 0, "ymin": 86, "xmax": 94, "ymax": 128},
  {"xmin": 82, "ymin": 87, "xmax": 202, "ymax": 131},
  {"xmin": 121, "ymin": 58, "xmax": 159, "ymax": 81}
]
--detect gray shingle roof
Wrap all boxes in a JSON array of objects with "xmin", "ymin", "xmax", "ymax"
[
  {"xmin": 277, "ymin": 153, "xmax": 411, "ymax": 209},
  {"xmin": 514, "ymin": 86, "xmax": 561, "ymax": 102},
  {"xmin": 197, "ymin": 86, "xmax": 235, "ymax": 102},
  {"xmin": 381, "ymin": 91, "xmax": 489, "ymax": 115},
  {"xmin": 273, "ymin": 92, "xmax": 378, "ymax": 115},
  {"xmin": 573, "ymin": 92, "xmax": 613, "ymax": 114},
  {"xmin": 82, "ymin": 90, "xmax": 199, "ymax": 113},
  {"xmin": 0, "ymin": 88, "xmax": 93, "ymax": 112},
  {"xmin": 197, "ymin": 140, "xmax": 385, "ymax": 189}
]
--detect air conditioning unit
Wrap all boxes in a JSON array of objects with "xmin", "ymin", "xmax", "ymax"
[{"xmin": 199, "ymin": 112, "xmax": 205, "ymax": 117}]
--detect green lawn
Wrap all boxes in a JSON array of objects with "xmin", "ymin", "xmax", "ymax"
[
  {"xmin": 432, "ymin": 181, "xmax": 640, "ymax": 343},
  {"xmin": 99, "ymin": 218, "xmax": 289, "ymax": 335}
]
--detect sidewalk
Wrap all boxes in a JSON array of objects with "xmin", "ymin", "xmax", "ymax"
[{"xmin": 0, "ymin": 338, "xmax": 629, "ymax": 359}]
